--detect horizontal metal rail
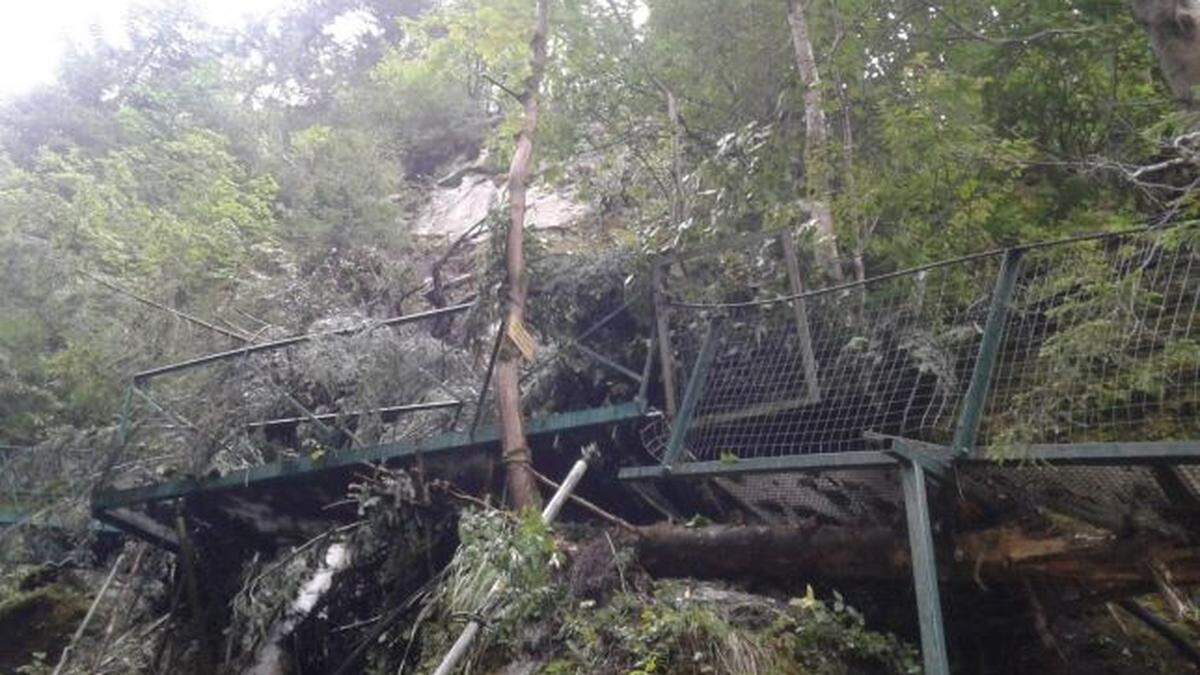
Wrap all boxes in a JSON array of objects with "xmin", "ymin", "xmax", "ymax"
[
  {"xmin": 618, "ymin": 440, "xmax": 1200, "ymax": 481},
  {"xmin": 244, "ymin": 400, "xmax": 463, "ymax": 430},
  {"xmin": 133, "ymin": 302, "xmax": 474, "ymax": 382},
  {"xmin": 665, "ymin": 225, "xmax": 1172, "ymax": 310},
  {"xmin": 95, "ymin": 401, "xmax": 649, "ymax": 511}
]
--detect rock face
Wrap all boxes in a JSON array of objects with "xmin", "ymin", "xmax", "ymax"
[
  {"xmin": 1132, "ymin": 0, "xmax": 1200, "ymax": 104},
  {"xmin": 414, "ymin": 173, "xmax": 591, "ymax": 239}
]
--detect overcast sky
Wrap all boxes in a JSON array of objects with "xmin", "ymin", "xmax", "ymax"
[{"xmin": 0, "ymin": 0, "xmax": 288, "ymax": 95}]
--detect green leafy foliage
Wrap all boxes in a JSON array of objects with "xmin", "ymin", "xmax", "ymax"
[{"xmin": 547, "ymin": 579, "xmax": 916, "ymax": 674}]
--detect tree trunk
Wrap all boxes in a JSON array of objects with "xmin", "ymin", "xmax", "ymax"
[
  {"xmin": 634, "ymin": 522, "xmax": 1200, "ymax": 595},
  {"xmin": 1131, "ymin": 0, "xmax": 1200, "ymax": 106},
  {"xmin": 786, "ymin": 0, "xmax": 844, "ymax": 282},
  {"xmin": 496, "ymin": 0, "xmax": 550, "ymax": 511},
  {"xmin": 663, "ymin": 85, "xmax": 687, "ymax": 226}
]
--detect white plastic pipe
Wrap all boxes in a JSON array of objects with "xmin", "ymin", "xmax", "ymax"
[{"xmin": 432, "ymin": 451, "xmax": 592, "ymax": 675}]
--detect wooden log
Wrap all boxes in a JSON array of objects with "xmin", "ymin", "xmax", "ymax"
[{"xmin": 633, "ymin": 522, "xmax": 1200, "ymax": 594}]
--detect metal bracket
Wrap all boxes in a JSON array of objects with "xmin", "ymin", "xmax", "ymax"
[
  {"xmin": 865, "ymin": 432, "xmax": 954, "ymax": 481},
  {"xmin": 888, "ymin": 445, "xmax": 950, "ymax": 482}
]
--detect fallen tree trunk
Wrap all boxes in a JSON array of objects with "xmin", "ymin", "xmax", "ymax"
[{"xmin": 634, "ymin": 522, "xmax": 1200, "ymax": 595}]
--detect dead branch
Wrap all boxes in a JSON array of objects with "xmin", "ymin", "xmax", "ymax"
[
  {"xmin": 528, "ymin": 466, "xmax": 637, "ymax": 533},
  {"xmin": 930, "ymin": 4, "xmax": 1105, "ymax": 46},
  {"xmin": 53, "ymin": 550, "xmax": 127, "ymax": 675},
  {"xmin": 1117, "ymin": 599, "xmax": 1200, "ymax": 668},
  {"xmin": 83, "ymin": 271, "xmax": 252, "ymax": 343}
]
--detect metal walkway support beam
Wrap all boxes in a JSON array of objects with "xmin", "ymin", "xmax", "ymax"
[
  {"xmin": 899, "ymin": 458, "xmax": 950, "ymax": 675},
  {"xmin": 662, "ymin": 321, "xmax": 721, "ymax": 467},
  {"xmin": 953, "ymin": 248, "xmax": 1023, "ymax": 455}
]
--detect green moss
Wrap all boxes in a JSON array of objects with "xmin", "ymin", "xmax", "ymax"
[{"xmin": 0, "ymin": 583, "xmax": 89, "ymax": 672}]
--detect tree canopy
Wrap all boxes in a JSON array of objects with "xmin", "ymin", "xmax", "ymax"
[{"xmin": 0, "ymin": 0, "xmax": 1194, "ymax": 447}]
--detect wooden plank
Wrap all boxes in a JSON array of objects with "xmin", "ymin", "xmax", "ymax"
[
  {"xmin": 636, "ymin": 328, "xmax": 657, "ymax": 404},
  {"xmin": 1151, "ymin": 465, "xmax": 1200, "ymax": 509},
  {"xmin": 94, "ymin": 507, "xmax": 179, "ymax": 549},
  {"xmin": 245, "ymin": 401, "xmax": 462, "ymax": 430},
  {"xmin": 0, "ymin": 507, "xmax": 118, "ymax": 535},
  {"xmin": 976, "ymin": 441, "xmax": 1200, "ymax": 466},
  {"xmin": 618, "ymin": 451, "xmax": 899, "ymax": 480},
  {"xmin": 570, "ymin": 343, "xmax": 643, "ymax": 383}
]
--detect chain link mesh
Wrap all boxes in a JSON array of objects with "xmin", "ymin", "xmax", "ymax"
[
  {"xmin": 645, "ymin": 227, "xmax": 1199, "ymax": 522},
  {"xmin": 652, "ymin": 228, "xmax": 1198, "ymax": 462}
]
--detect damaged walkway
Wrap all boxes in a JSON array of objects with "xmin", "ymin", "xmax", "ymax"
[{"xmin": 93, "ymin": 402, "xmax": 648, "ymax": 551}]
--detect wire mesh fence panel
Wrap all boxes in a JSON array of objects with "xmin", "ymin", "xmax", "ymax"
[
  {"xmin": 714, "ymin": 470, "xmax": 904, "ymax": 525},
  {"xmin": 959, "ymin": 463, "xmax": 1173, "ymax": 521},
  {"xmin": 978, "ymin": 229, "xmax": 1200, "ymax": 450},
  {"xmin": 121, "ymin": 311, "xmax": 479, "ymax": 483},
  {"xmin": 633, "ymin": 227, "xmax": 1200, "ymax": 527},
  {"xmin": 654, "ymin": 240, "xmax": 1003, "ymax": 461},
  {"xmin": 649, "ymin": 227, "xmax": 1199, "ymax": 465}
]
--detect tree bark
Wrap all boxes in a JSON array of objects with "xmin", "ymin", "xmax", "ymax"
[
  {"xmin": 496, "ymin": 0, "xmax": 550, "ymax": 511},
  {"xmin": 786, "ymin": 0, "xmax": 844, "ymax": 281},
  {"xmin": 1131, "ymin": 0, "xmax": 1200, "ymax": 106},
  {"xmin": 634, "ymin": 522, "xmax": 1200, "ymax": 594}
]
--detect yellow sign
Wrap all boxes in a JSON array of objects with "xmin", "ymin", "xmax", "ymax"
[{"xmin": 506, "ymin": 319, "xmax": 536, "ymax": 361}]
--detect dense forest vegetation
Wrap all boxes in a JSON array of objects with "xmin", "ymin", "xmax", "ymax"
[
  {"xmin": 1, "ymin": 0, "xmax": 1196, "ymax": 446},
  {"xmin": 3, "ymin": 0, "xmax": 1200, "ymax": 673}
]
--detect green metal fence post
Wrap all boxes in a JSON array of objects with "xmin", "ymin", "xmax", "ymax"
[
  {"xmin": 900, "ymin": 457, "xmax": 951, "ymax": 675},
  {"xmin": 952, "ymin": 248, "xmax": 1023, "ymax": 455},
  {"xmin": 661, "ymin": 320, "xmax": 721, "ymax": 468},
  {"xmin": 636, "ymin": 326, "xmax": 657, "ymax": 409}
]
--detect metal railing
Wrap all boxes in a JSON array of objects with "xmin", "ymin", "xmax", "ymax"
[
  {"xmin": 650, "ymin": 226, "xmax": 1200, "ymax": 464},
  {"xmin": 114, "ymin": 303, "xmax": 479, "ymax": 480}
]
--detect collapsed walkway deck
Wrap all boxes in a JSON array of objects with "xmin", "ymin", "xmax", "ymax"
[{"xmin": 93, "ymin": 401, "xmax": 647, "ymax": 551}]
